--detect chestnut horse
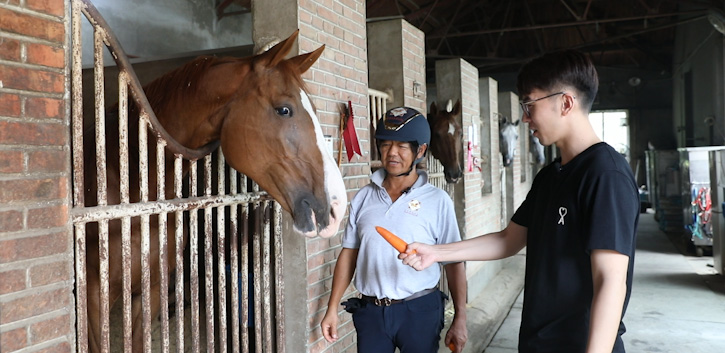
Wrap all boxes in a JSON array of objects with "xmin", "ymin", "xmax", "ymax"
[
  {"xmin": 83, "ymin": 30, "xmax": 347, "ymax": 352},
  {"xmin": 499, "ymin": 115, "xmax": 520, "ymax": 167},
  {"xmin": 428, "ymin": 99, "xmax": 463, "ymax": 183}
]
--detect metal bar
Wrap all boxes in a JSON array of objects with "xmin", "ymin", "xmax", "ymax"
[
  {"xmin": 157, "ymin": 138, "xmax": 170, "ymax": 353},
  {"xmin": 92, "ymin": 23, "xmax": 112, "ymax": 353},
  {"xmin": 252, "ymin": 204, "xmax": 262, "ymax": 353},
  {"xmin": 71, "ymin": 0, "xmax": 85, "ymax": 209},
  {"xmin": 216, "ymin": 151, "xmax": 228, "ymax": 353},
  {"xmin": 74, "ymin": 224, "xmax": 89, "ymax": 353},
  {"xmin": 240, "ymin": 197, "xmax": 250, "ymax": 353},
  {"xmin": 118, "ymin": 72, "xmax": 133, "ymax": 353},
  {"xmin": 229, "ymin": 167, "xmax": 240, "ymax": 353},
  {"xmin": 261, "ymin": 201, "xmax": 272, "ymax": 353},
  {"xmin": 273, "ymin": 203, "xmax": 285, "ymax": 353},
  {"xmin": 71, "ymin": 2, "xmax": 88, "ymax": 352},
  {"xmin": 189, "ymin": 161, "xmax": 201, "ymax": 353},
  {"xmin": 71, "ymin": 192, "xmax": 272, "ymax": 223},
  {"xmin": 174, "ymin": 156, "xmax": 185, "ymax": 353},
  {"xmin": 138, "ymin": 117, "xmax": 152, "ymax": 353},
  {"xmin": 203, "ymin": 154, "xmax": 215, "ymax": 353}
]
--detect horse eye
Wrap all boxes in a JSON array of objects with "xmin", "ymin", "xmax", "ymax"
[{"xmin": 275, "ymin": 106, "xmax": 293, "ymax": 118}]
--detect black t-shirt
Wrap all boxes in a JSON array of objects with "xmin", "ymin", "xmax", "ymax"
[{"xmin": 511, "ymin": 142, "xmax": 639, "ymax": 353}]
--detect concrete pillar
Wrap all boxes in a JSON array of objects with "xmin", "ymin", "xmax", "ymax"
[
  {"xmin": 367, "ymin": 19, "xmax": 426, "ymax": 112},
  {"xmin": 252, "ymin": 1, "xmax": 368, "ymax": 352}
]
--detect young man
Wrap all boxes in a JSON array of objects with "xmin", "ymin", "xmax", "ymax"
[
  {"xmin": 401, "ymin": 51, "xmax": 639, "ymax": 353},
  {"xmin": 320, "ymin": 107, "xmax": 468, "ymax": 353}
]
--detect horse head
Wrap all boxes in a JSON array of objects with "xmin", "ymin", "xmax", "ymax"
[
  {"xmin": 159, "ymin": 30, "xmax": 347, "ymax": 238},
  {"xmin": 428, "ymin": 99, "xmax": 463, "ymax": 183},
  {"xmin": 529, "ymin": 129, "xmax": 545, "ymax": 165},
  {"xmin": 498, "ymin": 115, "xmax": 519, "ymax": 167}
]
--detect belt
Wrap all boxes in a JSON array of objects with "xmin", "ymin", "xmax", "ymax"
[{"xmin": 360, "ymin": 287, "xmax": 438, "ymax": 307}]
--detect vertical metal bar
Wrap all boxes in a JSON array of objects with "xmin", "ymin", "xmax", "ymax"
[
  {"xmin": 240, "ymin": 185, "xmax": 250, "ymax": 353},
  {"xmin": 71, "ymin": 2, "xmax": 88, "ymax": 353},
  {"xmin": 252, "ymin": 203, "xmax": 262, "ymax": 353},
  {"xmin": 273, "ymin": 203, "xmax": 285, "ymax": 353},
  {"xmin": 228, "ymin": 167, "xmax": 240, "ymax": 353},
  {"xmin": 118, "ymin": 72, "xmax": 133, "ymax": 353},
  {"xmin": 157, "ymin": 138, "xmax": 170, "ymax": 353},
  {"xmin": 216, "ymin": 151, "xmax": 228, "ymax": 353},
  {"xmin": 138, "ymin": 116, "xmax": 152, "ymax": 353},
  {"xmin": 174, "ymin": 156, "xmax": 185, "ymax": 353},
  {"xmin": 71, "ymin": 0, "xmax": 85, "ymax": 208},
  {"xmin": 74, "ymin": 224, "xmax": 89, "ymax": 353},
  {"xmin": 92, "ymin": 25, "xmax": 112, "ymax": 353},
  {"xmin": 189, "ymin": 160, "xmax": 201, "ymax": 353},
  {"xmin": 261, "ymin": 201, "xmax": 273, "ymax": 353},
  {"xmin": 203, "ymin": 154, "xmax": 215, "ymax": 353}
]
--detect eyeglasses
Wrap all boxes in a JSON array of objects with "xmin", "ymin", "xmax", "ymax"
[{"xmin": 519, "ymin": 92, "xmax": 574, "ymax": 116}]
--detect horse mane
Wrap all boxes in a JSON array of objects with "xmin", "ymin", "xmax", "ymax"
[{"xmin": 142, "ymin": 55, "xmax": 231, "ymax": 111}]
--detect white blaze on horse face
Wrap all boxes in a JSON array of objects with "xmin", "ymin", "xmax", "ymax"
[
  {"xmin": 299, "ymin": 89, "xmax": 347, "ymax": 238},
  {"xmin": 448, "ymin": 122, "xmax": 456, "ymax": 136}
]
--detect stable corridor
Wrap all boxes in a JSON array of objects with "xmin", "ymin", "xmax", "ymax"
[{"xmin": 484, "ymin": 212, "xmax": 725, "ymax": 353}]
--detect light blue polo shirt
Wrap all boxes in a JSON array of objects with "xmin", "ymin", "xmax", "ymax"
[{"xmin": 342, "ymin": 169, "xmax": 462, "ymax": 299}]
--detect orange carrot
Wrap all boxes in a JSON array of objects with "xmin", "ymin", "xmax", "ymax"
[
  {"xmin": 448, "ymin": 342, "xmax": 456, "ymax": 351},
  {"xmin": 375, "ymin": 226, "xmax": 415, "ymax": 254}
]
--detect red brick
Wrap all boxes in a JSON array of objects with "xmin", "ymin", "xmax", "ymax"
[
  {"xmin": 0, "ymin": 287, "xmax": 70, "ymax": 323},
  {"xmin": 26, "ymin": 42, "xmax": 64, "ymax": 69},
  {"xmin": 0, "ymin": 150, "xmax": 24, "ymax": 173},
  {"xmin": 0, "ymin": 65, "xmax": 64, "ymax": 94},
  {"xmin": 26, "ymin": 96, "xmax": 64, "ymax": 120},
  {"xmin": 0, "ymin": 327, "xmax": 28, "ymax": 352},
  {"xmin": 0, "ymin": 8, "xmax": 64, "ymax": 43},
  {"xmin": 0, "ymin": 209, "xmax": 24, "ymax": 232},
  {"xmin": 28, "ymin": 149, "xmax": 67, "ymax": 173},
  {"xmin": 0, "ymin": 269, "xmax": 26, "ymax": 295},
  {"xmin": 0, "ymin": 178, "xmax": 65, "ymax": 203},
  {"xmin": 0, "ymin": 121, "xmax": 66, "ymax": 146},
  {"xmin": 0, "ymin": 37, "xmax": 21, "ymax": 61},
  {"xmin": 28, "ymin": 204, "xmax": 68, "ymax": 229},
  {"xmin": 0, "ymin": 231, "xmax": 67, "ymax": 263},
  {"xmin": 30, "ymin": 260, "xmax": 70, "ymax": 287},
  {"xmin": 30, "ymin": 313, "xmax": 71, "ymax": 344},
  {"xmin": 0, "ymin": 93, "xmax": 21, "ymax": 117},
  {"xmin": 26, "ymin": 0, "xmax": 65, "ymax": 18}
]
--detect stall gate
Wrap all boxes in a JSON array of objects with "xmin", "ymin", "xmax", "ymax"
[{"xmin": 70, "ymin": 1, "xmax": 284, "ymax": 352}]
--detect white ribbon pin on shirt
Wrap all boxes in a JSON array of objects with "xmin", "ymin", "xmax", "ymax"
[{"xmin": 558, "ymin": 207, "xmax": 567, "ymax": 225}]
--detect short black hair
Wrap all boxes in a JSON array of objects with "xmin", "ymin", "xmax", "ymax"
[{"xmin": 516, "ymin": 50, "xmax": 599, "ymax": 113}]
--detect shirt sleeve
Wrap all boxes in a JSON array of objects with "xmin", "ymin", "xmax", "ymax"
[{"xmin": 586, "ymin": 170, "xmax": 638, "ymax": 256}]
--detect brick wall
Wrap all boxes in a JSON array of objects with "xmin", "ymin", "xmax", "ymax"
[
  {"xmin": 0, "ymin": 1, "xmax": 75, "ymax": 353},
  {"xmin": 297, "ymin": 1, "xmax": 368, "ymax": 353},
  {"xmin": 401, "ymin": 21, "xmax": 426, "ymax": 112}
]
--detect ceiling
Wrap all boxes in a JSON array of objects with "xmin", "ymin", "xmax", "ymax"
[{"xmin": 366, "ymin": 0, "xmax": 725, "ymax": 78}]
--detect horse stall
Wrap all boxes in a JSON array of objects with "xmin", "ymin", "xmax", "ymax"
[{"xmin": 69, "ymin": 1, "xmax": 350, "ymax": 353}]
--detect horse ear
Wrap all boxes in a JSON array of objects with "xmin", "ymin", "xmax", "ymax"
[
  {"xmin": 258, "ymin": 29, "xmax": 299, "ymax": 67},
  {"xmin": 513, "ymin": 120, "xmax": 520, "ymax": 126},
  {"xmin": 286, "ymin": 44, "xmax": 325, "ymax": 74},
  {"xmin": 452, "ymin": 99, "xmax": 462, "ymax": 115}
]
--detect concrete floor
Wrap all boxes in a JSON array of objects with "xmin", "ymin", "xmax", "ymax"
[{"xmin": 483, "ymin": 211, "xmax": 725, "ymax": 353}]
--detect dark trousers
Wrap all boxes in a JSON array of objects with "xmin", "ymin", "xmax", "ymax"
[{"xmin": 351, "ymin": 290, "xmax": 445, "ymax": 353}]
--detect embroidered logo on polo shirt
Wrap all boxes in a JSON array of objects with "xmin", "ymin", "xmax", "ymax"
[
  {"xmin": 558, "ymin": 207, "xmax": 567, "ymax": 225},
  {"xmin": 405, "ymin": 199, "xmax": 421, "ymax": 215}
]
